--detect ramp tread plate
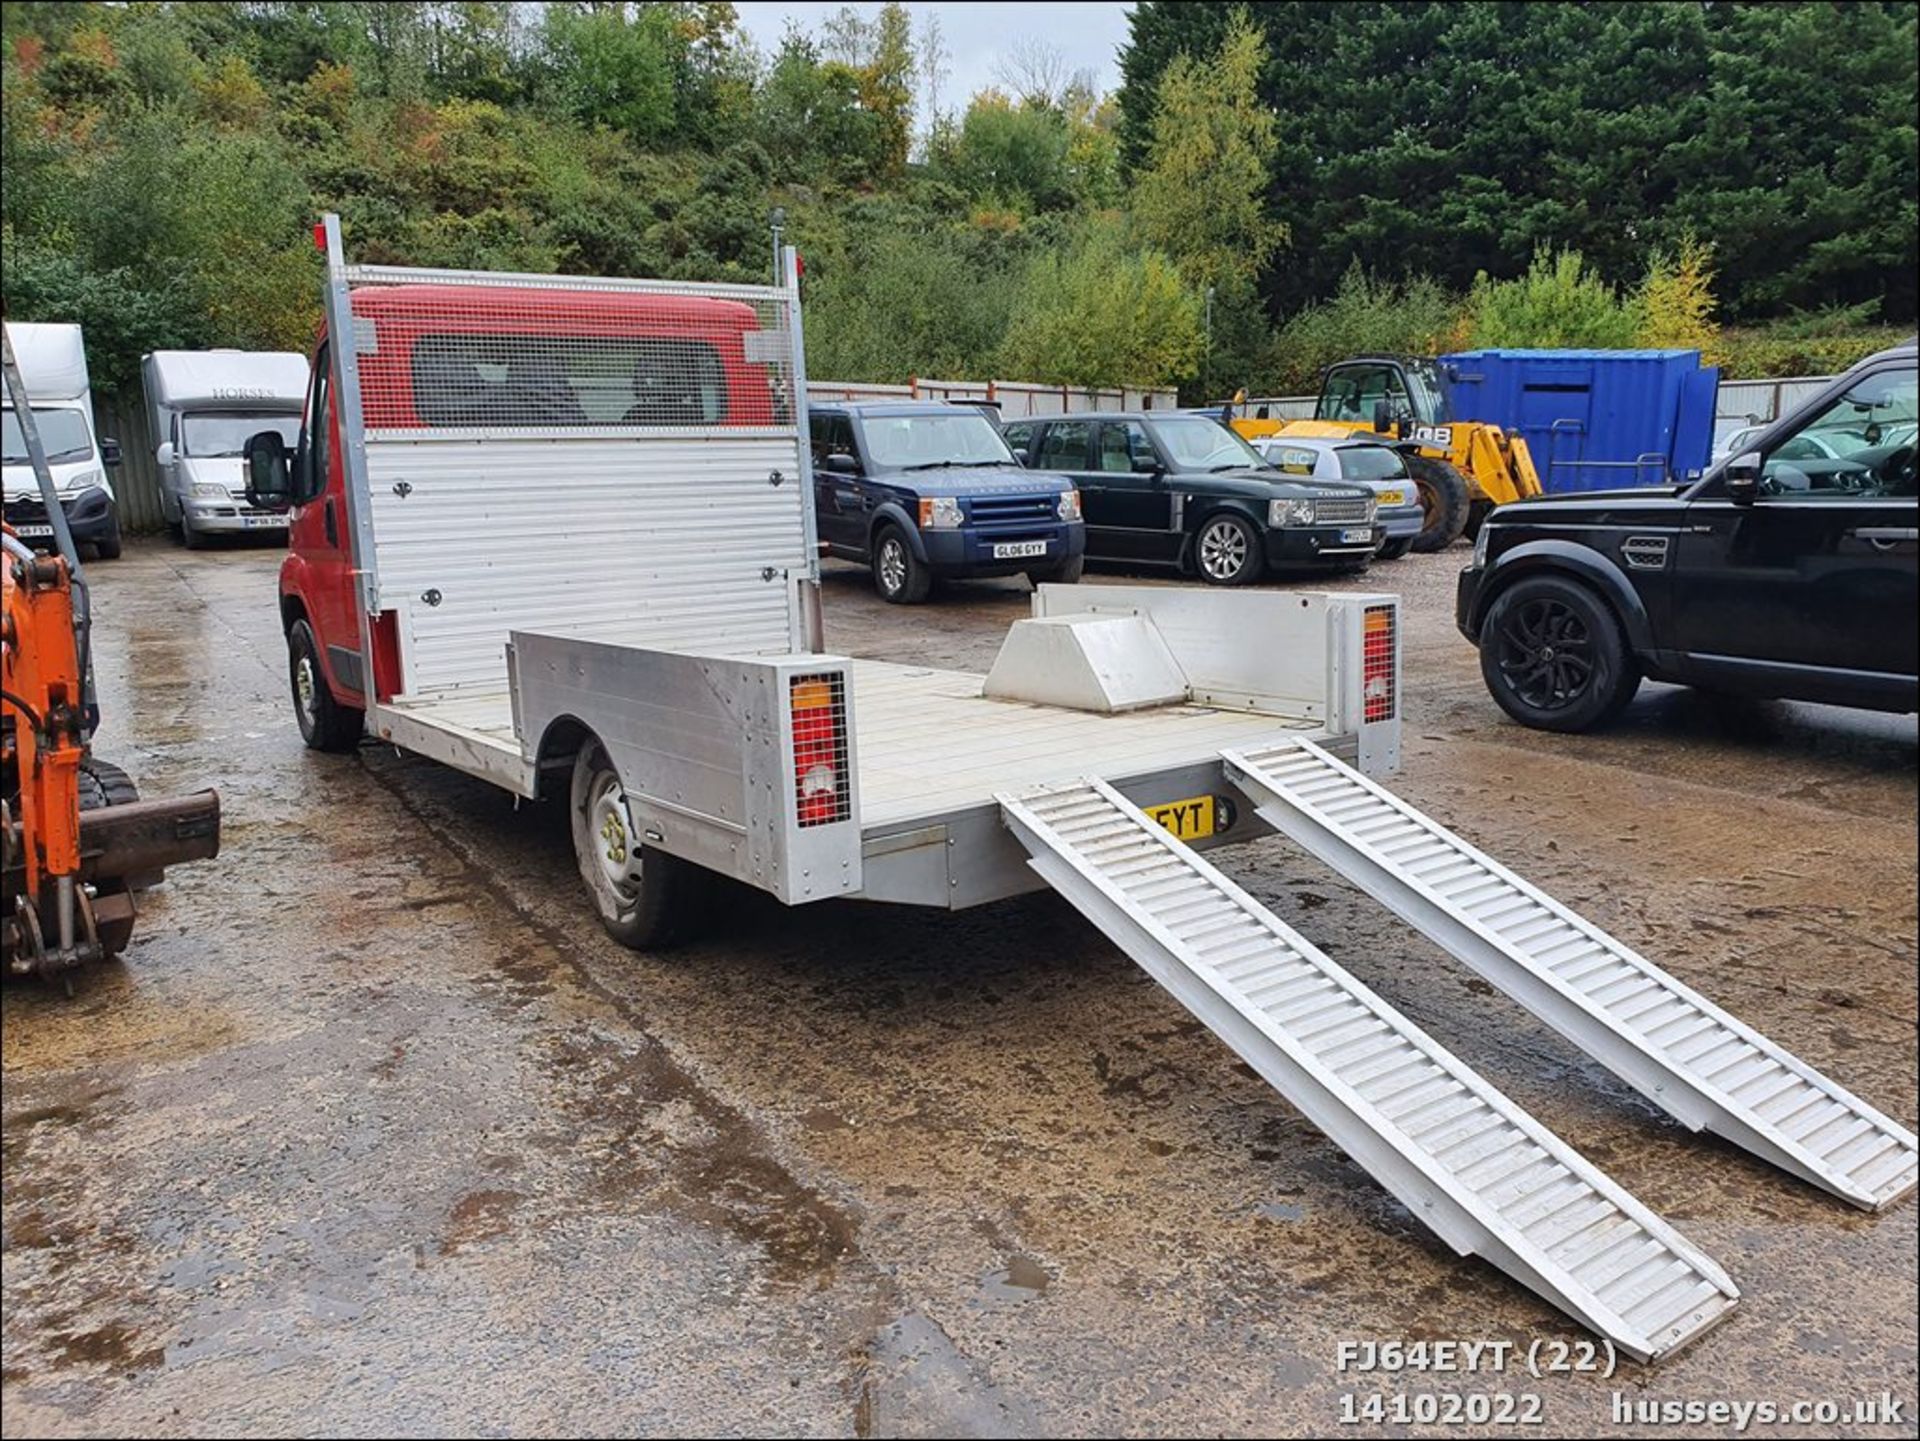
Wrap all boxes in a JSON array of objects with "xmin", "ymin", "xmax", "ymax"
[
  {"xmin": 998, "ymin": 777, "xmax": 1736, "ymax": 1360},
  {"xmin": 1224, "ymin": 739, "xmax": 1918, "ymax": 1213}
]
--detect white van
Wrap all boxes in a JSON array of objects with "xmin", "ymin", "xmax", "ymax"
[
  {"xmin": 143, "ymin": 350, "xmax": 309, "ymax": 547},
  {"xmin": 2, "ymin": 322, "xmax": 123, "ymax": 558}
]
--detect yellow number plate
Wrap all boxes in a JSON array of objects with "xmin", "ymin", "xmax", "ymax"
[
  {"xmin": 1376, "ymin": 488, "xmax": 1407, "ymax": 506},
  {"xmin": 1145, "ymin": 794, "xmax": 1228, "ymax": 840}
]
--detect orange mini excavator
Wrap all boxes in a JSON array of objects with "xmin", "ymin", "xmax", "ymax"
[{"xmin": 3, "ymin": 320, "xmax": 219, "ymax": 981}]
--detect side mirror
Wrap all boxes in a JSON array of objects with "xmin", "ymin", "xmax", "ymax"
[
  {"xmin": 244, "ymin": 430, "xmax": 294, "ymax": 511},
  {"xmin": 1011, "ymin": 448, "xmax": 1031, "ymax": 466},
  {"xmin": 100, "ymin": 437, "xmax": 121, "ymax": 467},
  {"xmin": 1372, "ymin": 400, "xmax": 1392, "ymax": 432},
  {"xmin": 1725, "ymin": 451, "xmax": 1762, "ymax": 508},
  {"xmin": 1135, "ymin": 460, "xmax": 1164, "ymax": 477},
  {"xmin": 155, "ymin": 441, "xmax": 176, "ymax": 470},
  {"xmin": 822, "ymin": 452, "xmax": 859, "ymax": 476}
]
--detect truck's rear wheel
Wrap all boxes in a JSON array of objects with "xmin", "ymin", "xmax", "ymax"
[
  {"xmin": 287, "ymin": 619, "xmax": 364, "ymax": 753},
  {"xmin": 1407, "ymin": 455, "xmax": 1471, "ymax": 553},
  {"xmin": 570, "ymin": 742, "xmax": 708, "ymax": 949}
]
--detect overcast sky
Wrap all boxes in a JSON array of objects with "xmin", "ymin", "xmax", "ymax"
[{"xmin": 731, "ymin": 2, "xmax": 1137, "ymax": 117}]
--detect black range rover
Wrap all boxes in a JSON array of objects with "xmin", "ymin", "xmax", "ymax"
[
  {"xmin": 1004, "ymin": 411, "xmax": 1380, "ymax": 584},
  {"xmin": 1457, "ymin": 340, "xmax": 1918, "ymax": 731}
]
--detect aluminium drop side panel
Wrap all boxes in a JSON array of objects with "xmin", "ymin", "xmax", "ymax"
[{"xmin": 509, "ymin": 633, "xmax": 861, "ymax": 904}]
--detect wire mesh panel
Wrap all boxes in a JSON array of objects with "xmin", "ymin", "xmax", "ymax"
[{"xmin": 341, "ymin": 264, "xmax": 809, "ymax": 700}]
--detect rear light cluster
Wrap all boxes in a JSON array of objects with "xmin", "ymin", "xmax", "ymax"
[
  {"xmin": 789, "ymin": 672, "xmax": 851, "ymax": 827},
  {"xmin": 1362, "ymin": 604, "xmax": 1396, "ymax": 723}
]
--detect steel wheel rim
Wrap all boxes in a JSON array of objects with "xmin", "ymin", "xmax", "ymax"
[
  {"xmin": 1495, "ymin": 598, "xmax": 1596, "ymax": 711},
  {"xmin": 878, "ymin": 537, "xmax": 907, "ymax": 594},
  {"xmin": 1198, "ymin": 520, "xmax": 1248, "ymax": 581},
  {"xmin": 294, "ymin": 652, "xmax": 318, "ymax": 726},
  {"xmin": 588, "ymin": 770, "xmax": 642, "ymax": 901}
]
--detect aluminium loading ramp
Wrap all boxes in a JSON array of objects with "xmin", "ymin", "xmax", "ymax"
[
  {"xmin": 998, "ymin": 778, "xmax": 1738, "ymax": 1362},
  {"xmin": 1222, "ymin": 739, "xmax": 1919, "ymax": 1213}
]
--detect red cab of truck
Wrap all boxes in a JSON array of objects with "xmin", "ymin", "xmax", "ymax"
[{"xmin": 260, "ymin": 282, "xmax": 783, "ymax": 749}]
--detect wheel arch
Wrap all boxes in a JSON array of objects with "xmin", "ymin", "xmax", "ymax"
[
  {"xmin": 1472, "ymin": 541, "xmax": 1654, "ymax": 655},
  {"xmin": 1178, "ymin": 499, "xmax": 1265, "ymax": 571},
  {"xmin": 867, "ymin": 504, "xmax": 928, "ymax": 561},
  {"xmin": 533, "ymin": 714, "xmax": 598, "ymax": 802}
]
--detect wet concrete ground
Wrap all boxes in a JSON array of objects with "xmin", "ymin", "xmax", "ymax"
[{"xmin": 3, "ymin": 541, "xmax": 1915, "ymax": 1437}]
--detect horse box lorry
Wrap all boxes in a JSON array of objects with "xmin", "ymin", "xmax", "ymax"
[
  {"xmin": 2, "ymin": 322, "xmax": 123, "ymax": 558},
  {"xmin": 143, "ymin": 349, "xmax": 310, "ymax": 546},
  {"xmin": 238, "ymin": 217, "xmax": 1913, "ymax": 1361}
]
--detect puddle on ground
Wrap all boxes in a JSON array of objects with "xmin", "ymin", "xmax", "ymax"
[{"xmin": 979, "ymin": 1253, "xmax": 1051, "ymax": 1302}]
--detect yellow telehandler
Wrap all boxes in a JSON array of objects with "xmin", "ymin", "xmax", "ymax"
[{"xmin": 1227, "ymin": 356, "xmax": 1542, "ymax": 551}]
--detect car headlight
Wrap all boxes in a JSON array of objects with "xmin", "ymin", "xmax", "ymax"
[
  {"xmin": 917, "ymin": 496, "xmax": 964, "ymax": 529},
  {"xmin": 62, "ymin": 468, "xmax": 104, "ymax": 493},
  {"xmin": 1472, "ymin": 523, "xmax": 1493, "ymax": 568},
  {"xmin": 191, "ymin": 481, "xmax": 231, "ymax": 499},
  {"xmin": 1269, "ymin": 497, "xmax": 1316, "ymax": 526},
  {"xmin": 1056, "ymin": 489, "xmax": 1081, "ymax": 522}
]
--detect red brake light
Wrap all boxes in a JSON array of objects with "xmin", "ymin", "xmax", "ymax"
[
  {"xmin": 790, "ymin": 673, "xmax": 849, "ymax": 826},
  {"xmin": 1362, "ymin": 605, "xmax": 1396, "ymax": 723}
]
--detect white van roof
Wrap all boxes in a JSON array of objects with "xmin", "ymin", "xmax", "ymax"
[
  {"xmin": 4, "ymin": 322, "xmax": 89, "ymax": 404},
  {"xmin": 144, "ymin": 350, "xmax": 310, "ymax": 410}
]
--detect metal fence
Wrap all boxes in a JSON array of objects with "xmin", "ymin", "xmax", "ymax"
[
  {"xmin": 808, "ymin": 376, "xmax": 1180, "ymax": 418},
  {"xmin": 94, "ymin": 392, "xmax": 167, "ymax": 532},
  {"xmin": 1239, "ymin": 373, "xmax": 1843, "ymax": 435}
]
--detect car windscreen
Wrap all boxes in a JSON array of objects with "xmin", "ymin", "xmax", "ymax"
[
  {"xmin": 1152, "ymin": 416, "xmax": 1267, "ymax": 471},
  {"xmin": 182, "ymin": 413, "xmax": 301, "ymax": 457},
  {"xmin": 1336, "ymin": 445, "xmax": 1408, "ymax": 480},
  {"xmin": 408, "ymin": 334, "xmax": 728, "ymax": 428},
  {"xmin": 3, "ymin": 407, "xmax": 95, "ymax": 466},
  {"xmin": 862, "ymin": 412, "xmax": 1014, "ymax": 469}
]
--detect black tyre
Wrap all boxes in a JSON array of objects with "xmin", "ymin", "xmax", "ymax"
[
  {"xmin": 1029, "ymin": 554, "xmax": 1085, "ymax": 586},
  {"xmin": 872, "ymin": 524, "xmax": 932, "ymax": 604},
  {"xmin": 569, "ymin": 741, "xmax": 709, "ymax": 949},
  {"xmin": 76, "ymin": 758, "xmax": 139, "ymax": 811},
  {"xmin": 1407, "ymin": 455, "xmax": 1471, "ymax": 553},
  {"xmin": 287, "ymin": 618, "xmax": 365, "ymax": 752},
  {"xmin": 1377, "ymin": 537, "xmax": 1415, "ymax": 561},
  {"xmin": 93, "ymin": 508, "xmax": 123, "ymax": 560},
  {"xmin": 1192, "ymin": 512, "xmax": 1264, "ymax": 586},
  {"xmin": 1478, "ymin": 575, "xmax": 1640, "ymax": 733},
  {"xmin": 181, "ymin": 513, "xmax": 212, "ymax": 550}
]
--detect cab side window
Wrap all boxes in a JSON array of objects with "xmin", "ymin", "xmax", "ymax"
[
  {"xmin": 1036, "ymin": 420, "xmax": 1092, "ymax": 470},
  {"xmin": 1097, "ymin": 421, "xmax": 1158, "ymax": 473},
  {"xmin": 1760, "ymin": 366, "xmax": 1918, "ymax": 499},
  {"xmin": 810, "ymin": 412, "xmax": 856, "ymax": 468},
  {"xmin": 1002, "ymin": 422, "xmax": 1034, "ymax": 457},
  {"xmin": 297, "ymin": 344, "xmax": 331, "ymax": 502},
  {"xmin": 1325, "ymin": 364, "xmax": 1409, "ymax": 423}
]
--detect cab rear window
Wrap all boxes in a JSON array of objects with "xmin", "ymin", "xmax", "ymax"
[{"xmin": 408, "ymin": 334, "xmax": 728, "ymax": 428}]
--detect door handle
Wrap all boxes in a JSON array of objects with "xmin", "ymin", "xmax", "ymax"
[{"xmin": 1848, "ymin": 527, "xmax": 1918, "ymax": 542}]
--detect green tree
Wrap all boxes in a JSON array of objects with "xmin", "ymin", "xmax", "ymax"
[
  {"xmin": 1635, "ymin": 234, "xmax": 1722, "ymax": 362},
  {"xmin": 541, "ymin": 3, "xmax": 680, "ymax": 141},
  {"xmin": 1129, "ymin": 8, "xmax": 1284, "ymax": 289},
  {"xmin": 943, "ymin": 92, "xmax": 1072, "ymax": 213},
  {"xmin": 1465, "ymin": 247, "xmax": 1639, "ymax": 349},
  {"xmin": 998, "ymin": 221, "xmax": 1203, "ymax": 388}
]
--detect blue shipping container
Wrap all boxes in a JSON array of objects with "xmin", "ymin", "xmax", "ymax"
[{"xmin": 1438, "ymin": 349, "xmax": 1720, "ymax": 494}]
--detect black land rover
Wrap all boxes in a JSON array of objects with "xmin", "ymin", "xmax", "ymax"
[
  {"xmin": 1004, "ymin": 411, "xmax": 1380, "ymax": 584},
  {"xmin": 1457, "ymin": 340, "xmax": 1918, "ymax": 732}
]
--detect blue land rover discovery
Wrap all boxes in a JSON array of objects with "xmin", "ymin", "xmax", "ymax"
[{"xmin": 808, "ymin": 402, "xmax": 1085, "ymax": 603}]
